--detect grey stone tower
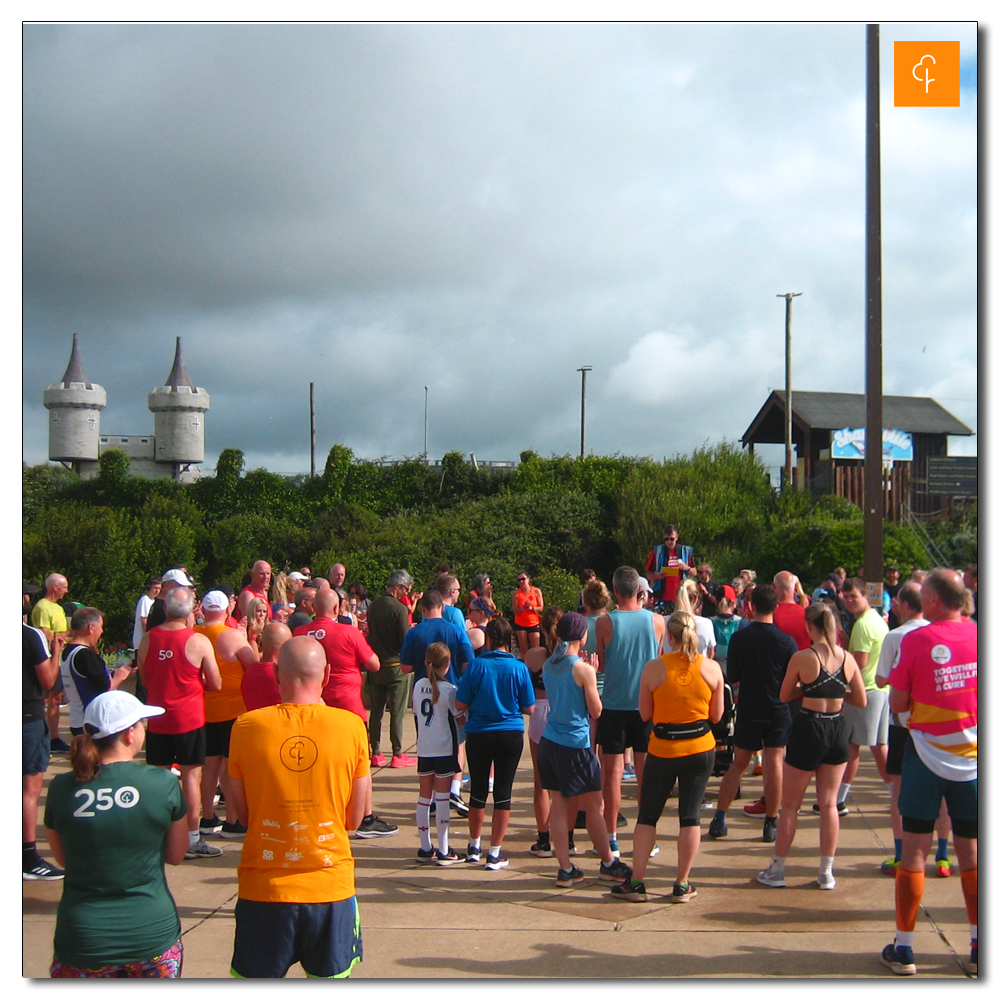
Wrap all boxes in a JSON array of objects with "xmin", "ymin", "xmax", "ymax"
[
  {"xmin": 148, "ymin": 337, "xmax": 210, "ymax": 479},
  {"xmin": 43, "ymin": 333, "xmax": 107, "ymax": 474}
]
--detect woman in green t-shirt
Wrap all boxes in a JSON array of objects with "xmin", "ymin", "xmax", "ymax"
[{"xmin": 44, "ymin": 691, "xmax": 190, "ymax": 978}]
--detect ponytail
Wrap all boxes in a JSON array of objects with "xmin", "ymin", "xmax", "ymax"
[
  {"xmin": 425, "ymin": 642, "xmax": 451, "ymax": 705},
  {"xmin": 805, "ymin": 601, "xmax": 838, "ymax": 650},
  {"xmin": 667, "ymin": 611, "xmax": 700, "ymax": 663},
  {"xmin": 540, "ymin": 606, "xmax": 564, "ymax": 654},
  {"xmin": 71, "ymin": 731, "xmax": 104, "ymax": 783}
]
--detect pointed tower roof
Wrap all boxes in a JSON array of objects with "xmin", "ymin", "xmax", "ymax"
[
  {"xmin": 163, "ymin": 336, "xmax": 195, "ymax": 390},
  {"xmin": 59, "ymin": 333, "xmax": 92, "ymax": 388}
]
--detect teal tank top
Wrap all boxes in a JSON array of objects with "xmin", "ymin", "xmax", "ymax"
[
  {"xmin": 602, "ymin": 609, "xmax": 659, "ymax": 711},
  {"xmin": 542, "ymin": 653, "xmax": 591, "ymax": 748}
]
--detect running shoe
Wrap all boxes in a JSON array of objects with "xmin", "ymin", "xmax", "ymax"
[
  {"xmin": 416, "ymin": 848, "xmax": 436, "ymax": 863},
  {"xmin": 609, "ymin": 878, "xmax": 647, "ymax": 902},
  {"xmin": 622, "ymin": 764, "xmax": 637, "ymax": 782},
  {"xmin": 354, "ymin": 814, "xmax": 398, "ymax": 838},
  {"xmin": 435, "ymin": 849, "xmax": 466, "ymax": 866},
  {"xmin": 817, "ymin": 870, "xmax": 836, "ymax": 890},
  {"xmin": 23, "ymin": 857, "xmax": 64, "ymax": 881},
  {"xmin": 49, "ymin": 738, "xmax": 72, "ymax": 754},
  {"xmin": 555, "ymin": 865, "xmax": 585, "ymax": 887},
  {"xmin": 880, "ymin": 942, "xmax": 916, "ymax": 976},
  {"xmin": 185, "ymin": 836, "xmax": 223, "ymax": 860},
  {"xmin": 743, "ymin": 797, "xmax": 767, "ymax": 815},
  {"xmin": 753, "ymin": 763, "xmax": 763, "ymax": 775},
  {"xmin": 708, "ymin": 816, "xmax": 728, "ymax": 839},
  {"xmin": 812, "ymin": 802, "xmax": 849, "ymax": 817},
  {"xmin": 935, "ymin": 858, "xmax": 953, "ymax": 878},
  {"xmin": 568, "ymin": 837, "xmax": 578, "ymax": 856},
  {"xmin": 370, "ymin": 752, "xmax": 387, "ymax": 768},
  {"xmin": 465, "ymin": 844, "xmax": 482, "ymax": 863},
  {"xmin": 219, "ymin": 820, "xmax": 248, "ymax": 839},
  {"xmin": 756, "ymin": 861, "xmax": 786, "ymax": 887},
  {"xmin": 649, "ymin": 843, "xmax": 660, "ymax": 857},
  {"xmin": 485, "ymin": 852, "xmax": 509, "ymax": 871},
  {"xmin": 599, "ymin": 858, "xmax": 633, "ymax": 883},
  {"xmin": 199, "ymin": 815, "xmax": 223, "ymax": 835},
  {"xmin": 762, "ymin": 817, "xmax": 778, "ymax": 843},
  {"xmin": 530, "ymin": 840, "xmax": 553, "ymax": 857},
  {"xmin": 968, "ymin": 941, "xmax": 977, "ymax": 976},
  {"xmin": 390, "ymin": 753, "xmax": 418, "ymax": 768},
  {"xmin": 880, "ymin": 858, "xmax": 901, "ymax": 875},
  {"xmin": 671, "ymin": 881, "xmax": 698, "ymax": 903},
  {"xmin": 449, "ymin": 792, "xmax": 470, "ymax": 817},
  {"xmin": 616, "ymin": 811, "xmax": 628, "ymax": 829}
]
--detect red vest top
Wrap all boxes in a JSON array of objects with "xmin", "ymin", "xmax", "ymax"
[{"xmin": 144, "ymin": 626, "xmax": 206, "ymax": 734}]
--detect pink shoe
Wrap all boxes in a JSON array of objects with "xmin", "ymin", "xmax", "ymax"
[
  {"xmin": 370, "ymin": 753, "xmax": 387, "ymax": 768},
  {"xmin": 391, "ymin": 753, "xmax": 418, "ymax": 768}
]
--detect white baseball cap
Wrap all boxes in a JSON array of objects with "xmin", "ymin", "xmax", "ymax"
[
  {"xmin": 83, "ymin": 691, "xmax": 165, "ymax": 740},
  {"xmin": 200, "ymin": 590, "xmax": 229, "ymax": 611},
  {"xmin": 162, "ymin": 569, "xmax": 194, "ymax": 586}
]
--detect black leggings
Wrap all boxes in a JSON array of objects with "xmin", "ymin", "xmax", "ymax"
[
  {"xmin": 637, "ymin": 749, "xmax": 716, "ymax": 828},
  {"xmin": 465, "ymin": 730, "xmax": 524, "ymax": 810}
]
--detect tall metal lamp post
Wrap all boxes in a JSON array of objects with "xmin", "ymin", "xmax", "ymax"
[
  {"xmin": 777, "ymin": 292, "xmax": 801, "ymax": 491},
  {"xmin": 577, "ymin": 366, "xmax": 592, "ymax": 459}
]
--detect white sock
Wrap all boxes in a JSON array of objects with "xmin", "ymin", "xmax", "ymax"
[
  {"xmin": 819, "ymin": 854, "xmax": 834, "ymax": 876},
  {"xmin": 895, "ymin": 931, "xmax": 914, "ymax": 948},
  {"xmin": 837, "ymin": 783, "xmax": 851, "ymax": 806},
  {"xmin": 450, "ymin": 778, "xmax": 461, "ymax": 797},
  {"xmin": 416, "ymin": 798, "xmax": 433, "ymax": 852},
  {"xmin": 188, "ymin": 830, "xmax": 200, "ymax": 847},
  {"xmin": 434, "ymin": 792, "xmax": 451, "ymax": 854},
  {"xmin": 770, "ymin": 855, "xmax": 786, "ymax": 873},
  {"xmin": 469, "ymin": 837, "xmax": 481, "ymax": 850},
  {"xmin": 488, "ymin": 845, "xmax": 501, "ymax": 858}
]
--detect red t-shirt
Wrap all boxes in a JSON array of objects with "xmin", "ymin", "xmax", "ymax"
[
  {"xmin": 772, "ymin": 602, "xmax": 811, "ymax": 651},
  {"xmin": 293, "ymin": 617, "xmax": 375, "ymax": 719},
  {"xmin": 241, "ymin": 660, "xmax": 281, "ymax": 712},
  {"xmin": 143, "ymin": 626, "xmax": 206, "ymax": 733}
]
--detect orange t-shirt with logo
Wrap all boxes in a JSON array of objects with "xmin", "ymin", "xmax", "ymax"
[{"xmin": 228, "ymin": 702, "xmax": 370, "ymax": 903}]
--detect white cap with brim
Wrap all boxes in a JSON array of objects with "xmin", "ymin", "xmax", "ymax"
[
  {"xmin": 162, "ymin": 569, "xmax": 194, "ymax": 586},
  {"xmin": 200, "ymin": 590, "xmax": 229, "ymax": 611},
  {"xmin": 83, "ymin": 691, "xmax": 165, "ymax": 741}
]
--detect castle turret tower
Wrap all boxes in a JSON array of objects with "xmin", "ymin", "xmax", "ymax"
[
  {"xmin": 44, "ymin": 333, "xmax": 107, "ymax": 473},
  {"xmin": 148, "ymin": 337, "xmax": 210, "ymax": 479}
]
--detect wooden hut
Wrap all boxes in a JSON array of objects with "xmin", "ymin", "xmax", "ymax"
[{"xmin": 740, "ymin": 391, "xmax": 974, "ymax": 519}]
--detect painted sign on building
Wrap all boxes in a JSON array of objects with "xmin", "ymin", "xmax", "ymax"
[{"xmin": 831, "ymin": 427, "xmax": 913, "ymax": 461}]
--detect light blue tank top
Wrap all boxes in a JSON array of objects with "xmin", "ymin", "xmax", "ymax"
[
  {"xmin": 541, "ymin": 653, "xmax": 591, "ymax": 748},
  {"xmin": 602, "ymin": 609, "xmax": 659, "ymax": 711}
]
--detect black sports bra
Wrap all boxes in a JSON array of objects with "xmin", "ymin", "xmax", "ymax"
[{"xmin": 799, "ymin": 647, "xmax": 850, "ymax": 699}]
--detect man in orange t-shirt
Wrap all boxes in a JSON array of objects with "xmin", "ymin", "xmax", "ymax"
[{"xmin": 228, "ymin": 635, "xmax": 371, "ymax": 979}]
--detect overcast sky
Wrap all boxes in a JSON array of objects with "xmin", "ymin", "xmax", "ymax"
[{"xmin": 21, "ymin": 21, "xmax": 978, "ymax": 478}]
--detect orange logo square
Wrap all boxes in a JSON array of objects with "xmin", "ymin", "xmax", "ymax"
[{"xmin": 894, "ymin": 41, "xmax": 960, "ymax": 107}]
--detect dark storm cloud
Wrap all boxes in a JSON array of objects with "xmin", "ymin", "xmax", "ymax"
[{"xmin": 23, "ymin": 22, "xmax": 977, "ymax": 475}]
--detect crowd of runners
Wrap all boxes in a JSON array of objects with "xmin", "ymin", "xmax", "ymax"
[{"xmin": 22, "ymin": 527, "xmax": 978, "ymax": 978}]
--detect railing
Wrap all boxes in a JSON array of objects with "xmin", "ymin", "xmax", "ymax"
[{"xmin": 900, "ymin": 502, "xmax": 948, "ymax": 568}]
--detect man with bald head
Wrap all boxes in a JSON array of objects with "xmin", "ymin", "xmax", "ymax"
[
  {"xmin": 772, "ymin": 571, "xmax": 810, "ymax": 651},
  {"xmin": 241, "ymin": 622, "xmax": 291, "ymax": 711},
  {"xmin": 228, "ymin": 636, "xmax": 371, "ymax": 979},
  {"xmin": 32, "ymin": 572, "xmax": 71, "ymax": 753},
  {"xmin": 238, "ymin": 561, "xmax": 272, "ymax": 624}
]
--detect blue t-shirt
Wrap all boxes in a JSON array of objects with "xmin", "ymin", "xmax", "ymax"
[
  {"xmin": 400, "ymin": 617, "xmax": 475, "ymax": 685},
  {"xmin": 456, "ymin": 650, "xmax": 535, "ymax": 733},
  {"xmin": 442, "ymin": 604, "xmax": 466, "ymax": 632},
  {"xmin": 602, "ymin": 609, "xmax": 659, "ymax": 711}
]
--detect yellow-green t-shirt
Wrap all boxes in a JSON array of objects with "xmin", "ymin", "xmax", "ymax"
[
  {"xmin": 32, "ymin": 597, "xmax": 67, "ymax": 636},
  {"xmin": 849, "ymin": 608, "xmax": 889, "ymax": 690},
  {"xmin": 228, "ymin": 702, "xmax": 370, "ymax": 903}
]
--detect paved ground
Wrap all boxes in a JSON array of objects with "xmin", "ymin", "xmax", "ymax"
[{"xmin": 23, "ymin": 713, "xmax": 977, "ymax": 979}]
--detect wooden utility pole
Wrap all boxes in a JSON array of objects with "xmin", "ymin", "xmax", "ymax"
[
  {"xmin": 864, "ymin": 23, "xmax": 884, "ymax": 597},
  {"xmin": 778, "ymin": 292, "xmax": 801, "ymax": 491}
]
